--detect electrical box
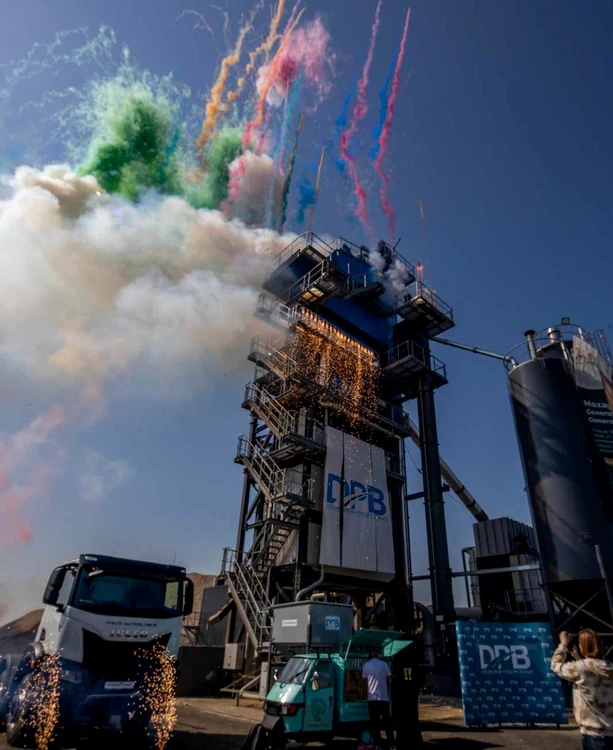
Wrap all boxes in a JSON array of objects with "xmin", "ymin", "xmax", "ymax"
[
  {"xmin": 223, "ymin": 643, "xmax": 245, "ymax": 671},
  {"xmin": 270, "ymin": 601, "xmax": 353, "ymax": 658}
]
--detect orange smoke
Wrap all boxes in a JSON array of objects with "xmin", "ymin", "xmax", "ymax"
[
  {"xmin": 226, "ymin": 0, "xmax": 286, "ymax": 107},
  {"xmin": 196, "ymin": 21, "xmax": 252, "ymax": 161}
]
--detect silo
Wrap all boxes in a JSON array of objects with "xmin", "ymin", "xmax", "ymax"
[{"xmin": 508, "ymin": 327, "xmax": 613, "ymax": 636}]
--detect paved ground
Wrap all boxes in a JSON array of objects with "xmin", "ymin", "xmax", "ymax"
[{"xmin": 0, "ymin": 697, "xmax": 582, "ymax": 749}]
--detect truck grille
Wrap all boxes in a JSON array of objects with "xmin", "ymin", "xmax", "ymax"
[{"xmin": 82, "ymin": 629, "xmax": 171, "ymax": 681}]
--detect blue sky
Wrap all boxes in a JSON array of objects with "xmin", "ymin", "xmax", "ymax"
[{"xmin": 1, "ymin": 0, "xmax": 612, "ymax": 619}]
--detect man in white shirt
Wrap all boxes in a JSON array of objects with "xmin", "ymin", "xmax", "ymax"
[{"xmin": 362, "ymin": 648, "xmax": 395, "ymax": 748}]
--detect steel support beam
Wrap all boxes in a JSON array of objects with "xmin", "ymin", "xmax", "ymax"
[{"xmin": 417, "ymin": 371, "xmax": 455, "ymax": 620}]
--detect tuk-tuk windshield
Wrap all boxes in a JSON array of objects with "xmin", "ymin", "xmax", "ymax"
[{"xmin": 278, "ymin": 657, "xmax": 313, "ymax": 685}]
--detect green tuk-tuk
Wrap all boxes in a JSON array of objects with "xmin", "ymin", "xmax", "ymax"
[{"xmin": 261, "ymin": 629, "xmax": 412, "ymax": 745}]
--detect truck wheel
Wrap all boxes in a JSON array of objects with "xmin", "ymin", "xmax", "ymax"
[{"xmin": 5, "ymin": 675, "xmax": 36, "ymax": 748}]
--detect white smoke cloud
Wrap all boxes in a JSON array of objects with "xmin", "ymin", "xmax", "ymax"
[
  {"xmin": 0, "ymin": 165, "xmax": 294, "ymax": 384},
  {"xmin": 14, "ymin": 164, "xmax": 101, "ymax": 218},
  {"xmin": 79, "ymin": 450, "xmax": 134, "ymax": 506},
  {"xmin": 368, "ymin": 245, "xmax": 413, "ymax": 294},
  {"xmin": 227, "ymin": 151, "xmax": 284, "ymax": 227}
]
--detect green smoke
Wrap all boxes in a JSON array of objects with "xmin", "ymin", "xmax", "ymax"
[
  {"xmin": 80, "ymin": 95, "xmax": 183, "ymax": 201},
  {"xmin": 185, "ymin": 127, "xmax": 244, "ymax": 209}
]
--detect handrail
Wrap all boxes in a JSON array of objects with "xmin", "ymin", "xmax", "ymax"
[
  {"xmin": 381, "ymin": 338, "xmax": 447, "ymax": 379},
  {"xmin": 396, "ymin": 279, "xmax": 453, "ymax": 321}
]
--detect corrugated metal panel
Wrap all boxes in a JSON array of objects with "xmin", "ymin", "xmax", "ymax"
[{"xmin": 473, "ymin": 517, "xmax": 537, "ymax": 558}]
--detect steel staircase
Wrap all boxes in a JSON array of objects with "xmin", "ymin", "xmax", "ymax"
[
  {"xmin": 235, "ymin": 435, "xmax": 314, "ymax": 506},
  {"xmin": 222, "ymin": 548, "xmax": 272, "ymax": 653},
  {"xmin": 244, "ymin": 382, "xmax": 294, "ymax": 442}
]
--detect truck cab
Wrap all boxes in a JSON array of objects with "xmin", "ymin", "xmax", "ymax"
[
  {"xmin": 263, "ymin": 629, "xmax": 412, "ymax": 743},
  {"xmin": 1, "ymin": 553, "xmax": 193, "ymax": 748}
]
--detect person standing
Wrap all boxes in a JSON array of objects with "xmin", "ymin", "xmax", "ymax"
[
  {"xmin": 551, "ymin": 629, "xmax": 613, "ymax": 749},
  {"xmin": 391, "ymin": 643, "xmax": 424, "ymax": 747},
  {"xmin": 362, "ymin": 648, "xmax": 395, "ymax": 749}
]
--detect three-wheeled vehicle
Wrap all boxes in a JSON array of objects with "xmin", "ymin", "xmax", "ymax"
[{"xmin": 262, "ymin": 629, "xmax": 412, "ymax": 745}]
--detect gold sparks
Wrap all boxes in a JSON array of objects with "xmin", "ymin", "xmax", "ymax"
[
  {"xmin": 25, "ymin": 654, "xmax": 61, "ymax": 750},
  {"xmin": 131, "ymin": 642, "xmax": 178, "ymax": 750},
  {"xmin": 287, "ymin": 312, "xmax": 379, "ymax": 429}
]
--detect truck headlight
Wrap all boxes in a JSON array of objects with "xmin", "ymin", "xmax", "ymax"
[{"xmin": 61, "ymin": 668, "xmax": 83, "ymax": 684}]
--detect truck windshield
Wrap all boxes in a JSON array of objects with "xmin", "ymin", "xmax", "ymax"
[
  {"xmin": 279, "ymin": 658, "xmax": 313, "ymax": 685},
  {"xmin": 72, "ymin": 569, "xmax": 184, "ymax": 619}
]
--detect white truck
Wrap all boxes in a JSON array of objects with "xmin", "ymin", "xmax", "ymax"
[{"xmin": 0, "ymin": 553, "xmax": 193, "ymax": 748}]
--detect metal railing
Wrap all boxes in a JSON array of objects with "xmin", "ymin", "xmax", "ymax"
[
  {"xmin": 396, "ymin": 279, "xmax": 453, "ymax": 322},
  {"xmin": 221, "ymin": 548, "xmax": 271, "ymax": 648},
  {"xmin": 244, "ymin": 382, "xmax": 295, "ymax": 441},
  {"xmin": 504, "ymin": 325, "xmax": 613, "ymax": 372},
  {"xmin": 268, "ymin": 232, "xmax": 337, "ymax": 272},
  {"xmin": 236, "ymin": 436, "xmax": 315, "ymax": 505},
  {"xmin": 255, "ymin": 294, "xmax": 303, "ymax": 328},
  {"xmin": 502, "ymin": 586, "xmax": 548, "ymax": 615},
  {"xmin": 381, "ymin": 338, "xmax": 448, "ymax": 380},
  {"xmin": 267, "ymin": 232, "xmax": 416, "ymax": 286},
  {"xmin": 287, "ymin": 259, "xmax": 344, "ymax": 304}
]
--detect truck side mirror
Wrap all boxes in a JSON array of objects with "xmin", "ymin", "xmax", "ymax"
[
  {"xmin": 183, "ymin": 579, "xmax": 194, "ymax": 616},
  {"xmin": 42, "ymin": 567, "xmax": 66, "ymax": 607}
]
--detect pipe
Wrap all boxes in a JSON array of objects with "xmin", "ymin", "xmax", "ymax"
[
  {"xmin": 524, "ymin": 330, "xmax": 537, "ymax": 360},
  {"xmin": 595, "ymin": 544, "xmax": 613, "ymax": 631},
  {"xmin": 547, "ymin": 327, "xmax": 562, "ymax": 344},
  {"xmin": 407, "ymin": 417, "xmax": 489, "ymax": 522},
  {"xmin": 433, "ymin": 336, "xmax": 519, "ymax": 369},
  {"xmin": 296, "ymin": 565, "xmax": 325, "ymax": 601},
  {"xmin": 461, "ymin": 548, "xmax": 472, "ymax": 607}
]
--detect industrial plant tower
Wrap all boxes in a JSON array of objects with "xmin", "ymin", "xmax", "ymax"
[{"xmin": 220, "ymin": 232, "xmax": 457, "ymax": 675}]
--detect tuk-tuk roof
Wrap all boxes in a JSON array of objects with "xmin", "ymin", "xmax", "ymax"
[{"xmin": 345, "ymin": 629, "xmax": 412, "ymax": 655}]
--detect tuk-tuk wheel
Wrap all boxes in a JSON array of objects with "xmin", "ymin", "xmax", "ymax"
[{"xmin": 269, "ymin": 721, "xmax": 285, "ymax": 750}]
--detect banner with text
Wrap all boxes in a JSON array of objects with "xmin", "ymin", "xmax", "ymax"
[
  {"xmin": 457, "ymin": 621, "xmax": 567, "ymax": 727},
  {"xmin": 573, "ymin": 336, "xmax": 613, "ymax": 495},
  {"xmin": 320, "ymin": 426, "xmax": 395, "ymax": 574}
]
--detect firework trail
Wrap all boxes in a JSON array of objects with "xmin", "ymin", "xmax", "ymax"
[
  {"xmin": 196, "ymin": 20, "xmax": 252, "ymax": 162},
  {"xmin": 265, "ymin": 61, "xmax": 304, "ymax": 227},
  {"xmin": 373, "ymin": 5, "xmax": 411, "ymax": 239},
  {"xmin": 339, "ymin": 0, "xmax": 382, "ymax": 233},
  {"xmin": 307, "ymin": 145, "xmax": 325, "ymax": 233},
  {"xmin": 242, "ymin": 8, "xmax": 305, "ymax": 150},
  {"xmin": 225, "ymin": 0, "xmax": 287, "ymax": 106},
  {"xmin": 371, "ymin": 59, "xmax": 394, "ymax": 161},
  {"xmin": 279, "ymin": 111, "xmax": 305, "ymax": 231}
]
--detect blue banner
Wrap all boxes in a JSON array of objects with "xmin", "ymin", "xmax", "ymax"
[{"xmin": 457, "ymin": 621, "xmax": 567, "ymax": 726}]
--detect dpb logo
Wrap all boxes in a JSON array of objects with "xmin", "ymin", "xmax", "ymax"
[
  {"xmin": 325, "ymin": 616, "xmax": 341, "ymax": 631},
  {"xmin": 326, "ymin": 474, "xmax": 387, "ymax": 516},
  {"xmin": 478, "ymin": 645, "xmax": 531, "ymax": 671}
]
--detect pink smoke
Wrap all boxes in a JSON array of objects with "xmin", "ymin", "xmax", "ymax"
[
  {"xmin": 339, "ymin": 0, "xmax": 382, "ymax": 234},
  {"xmin": 226, "ymin": 153, "xmax": 249, "ymax": 207},
  {"xmin": 373, "ymin": 5, "xmax": 411, "ymax": 239},
  {"xmin": 0, "ymin": 405, "xmax": 67, "ymax": 546},
  {"xmin": 0, "ymin": 383, "xmax": 107, "ymax": 546},
  {"xmin": 256, "ymin": 17, "xmax": 333, "ymax": 107}
]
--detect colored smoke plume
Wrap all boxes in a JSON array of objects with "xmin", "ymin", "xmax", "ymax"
[
  {"xmin": 196, "ymin": 20, "xmax": 252, "ymax": 159},
  {"xmin": 256, "ymin": 17, "xmax": 333, "ymax": 107},
  {"xmin": 373, "ymin": 6, "xmax": 411, "ymax": 239},
  {"xmin": 0, "ymin": 165, "xmax": 293, "ymax": 386},
  {"xmin": 79, "ymin": 90, "xmax": 183, "ymax": 202},
  {"xmin": 0, "ymin": 405, "xmax": 66, "ymax": 546},
  {"xmin": 186, "ymin": 127, "xmax": 245, "ymax": 209},
  {"xmin": 339, "ymin": 0, "xmax": 382, "ymax": 233}
]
